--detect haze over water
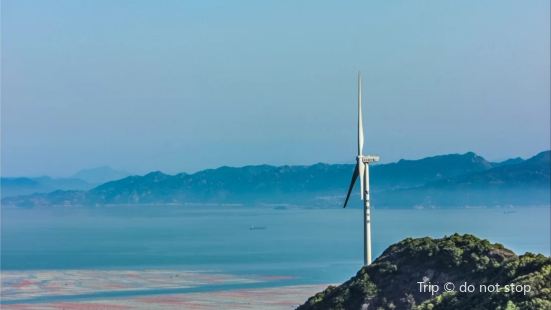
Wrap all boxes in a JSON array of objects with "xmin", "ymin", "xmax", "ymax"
[{"xmin": 2, "ymin": 206, "xmax": 548, "ymax": 285}]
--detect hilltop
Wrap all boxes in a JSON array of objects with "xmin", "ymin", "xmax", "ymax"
[
  {"xmin": 298, "ymin": 234, "xmax": 550, "ymax": 310},
  {"xmin": 2, "ymin": 151, "xmax": 549, "ymax": 207}
]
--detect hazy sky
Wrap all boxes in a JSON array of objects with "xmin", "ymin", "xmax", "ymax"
[{"xmin": 2, "ymin": 0, "xmax": 550, "ymax": 177}]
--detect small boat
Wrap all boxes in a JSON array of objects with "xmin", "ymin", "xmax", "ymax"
[{"xmin": 249, "ymin": 225, "xmax": 267, "ymax": 230}]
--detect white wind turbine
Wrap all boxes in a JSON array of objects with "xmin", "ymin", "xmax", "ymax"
[{"xmin": 343, "ymin": 72, "xmax": 380, "ymax": 266}]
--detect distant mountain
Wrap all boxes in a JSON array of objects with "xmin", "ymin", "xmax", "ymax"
[
  {"xmin": 84, "ymin": 164, "xmax": 355, "ymax": 205},
  {"xmin": 493, "ymin": 157, "xmax": 524, "ymax": 167},
  {"xmin": 371, "ymin": 152, "xmax": 493, "ymax": 190},
  {"xmin": 2, "ymin": 151, "xmax": 549, "ymax": 208},
  {"xmin": 0, "ymin": 176, "xmax": 93, "ymax": 199},
  {"xmin": 1, "ymin": 166, "xmax": 130, "ymax": 199},
  {"xmin": 298, "ymin": 234, "xmax": 550, "ymax": 309},
  {"xmin": 376, "ymin": 151, "xmax": 550, "ymax": 207},
  {"xmin": 431, "ymin": 151, "xmax": 550, "ymax": 189},
  {"xmin": 72, "ymin": 166, "xmax": 130, "ymax": 184}
]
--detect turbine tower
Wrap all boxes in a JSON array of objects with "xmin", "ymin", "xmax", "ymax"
[{"xmin": 343, "ymin": 72, "xmax": 380, "ymax": 266}]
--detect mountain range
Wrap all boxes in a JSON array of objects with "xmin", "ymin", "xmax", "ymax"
[
  {"xmin": 0, "ymin": 176, "xmax": 93, "ymax": 199},
  {"xmin": 1, "ymin": 151, "xmax": 549, "ymax": 208},
  {"xmin": 1, "ymin": 166, "xmax": 130, "ymax": 199}
]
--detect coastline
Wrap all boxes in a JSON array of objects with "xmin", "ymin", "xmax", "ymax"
[
  {"xmin": 1, "ymin": 269, "xmax": 329, "ymax": 309},
  {"xmin": 1, "ymin": 284, "xmax": 328, "ymax": 309}
]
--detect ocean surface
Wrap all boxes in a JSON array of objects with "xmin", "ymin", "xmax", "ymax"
[
  {"xmin": 2, "ymin": 206, "xmax": 549, "ymax": 275},
  {"xmin": 1, "ymin": 206, "xmax": 549, "ymax": 303}
]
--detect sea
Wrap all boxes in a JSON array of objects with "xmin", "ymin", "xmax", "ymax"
[{"xmin": 1, "ymin": 206, "xmax": 549, "ymax": 303}]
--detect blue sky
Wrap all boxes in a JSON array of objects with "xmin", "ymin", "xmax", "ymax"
[{"xmin": 2, "ymin": 0, "xmax": 550, "ymax": 177}]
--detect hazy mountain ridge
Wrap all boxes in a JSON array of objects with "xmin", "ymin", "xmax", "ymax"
[
  {"xmin": 85, "ymin": 164, "xmax": 355, "ymax": 205},
  {"xmin": 375, "ymin": 151, "xmax": 550, "ymax": 207},
  {"xmin": 0, "ymin": 176, "xmax": 93, "ymax": 199},
  {"xmin": 72, "ymin": 166, "xmax": 130, "ymax": 184},
  {"xmin": 370, "ymin": 152, "xmax": 494, "ymax": 190},
  {"xmin": 2, "ymin": 151, "xmax": 549, "ymax": 207},
  {"xmin": 428, "ymin": 151, "xmax": 550, "ymax": 189},
  {"xmin": 1, "ymin": 166, "xmax": 130, "ymax": 199},
  {"xmin": 297, "ymin": 234, "xmax": 550, "ymax": 310}
]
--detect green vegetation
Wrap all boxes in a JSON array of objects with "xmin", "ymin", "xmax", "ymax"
[{"xmin": 297, "ymin": 234, "xmax": 550, "ymax": 310}]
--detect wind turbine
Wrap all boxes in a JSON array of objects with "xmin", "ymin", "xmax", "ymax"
[{"xmin": 343, "ymin": 72, "xmax": 380, "ymax": 266}]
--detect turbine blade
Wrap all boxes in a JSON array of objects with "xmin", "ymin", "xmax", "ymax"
[
  {"xmin": 343, "ymin": 163, "xmax": 359, "ymax": 208},
  {"xmin": 358, "ymin": 72, "xmax": 364, "ymax": 156}
]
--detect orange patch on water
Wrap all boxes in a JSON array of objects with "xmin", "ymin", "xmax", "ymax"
[
  {"xmin": 50, "ymin": 302, "xmax": 130, "ymax": 310},
  {"xmin": 138, "ymin": 295, "xmax": 184, "ymax": 304},
  {"xmin": 104, "ymin": 284, "xmax": 128, "ymax": 289},
  {"xmin": 2, "ymin": 303, "xmax": 129, "ymax": 310},
  {"xmin": 14, "ymin": 280, "xmax": 35, "ymax": 289}
]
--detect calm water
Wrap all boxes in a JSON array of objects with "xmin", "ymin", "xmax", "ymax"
[{"xmin": 1, "ymin": 206, "xmax": 549, "ymax": 285}]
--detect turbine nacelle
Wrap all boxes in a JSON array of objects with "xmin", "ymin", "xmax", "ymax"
[
  {"xmin": 360, "ymin": 155, "xmax": 380, "ymax": 164},
  {"xmin": 342, "ymin": 155, "xmax": 379, "ymax": 207}
]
